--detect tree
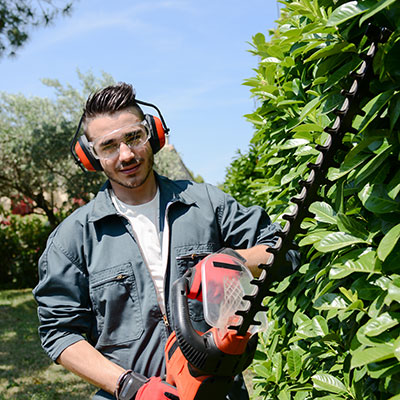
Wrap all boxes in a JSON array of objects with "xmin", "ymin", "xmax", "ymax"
[
  {"xmin": 0, "ymin": 70, "xmax": 113, "ymax": 227},
  {"xmin": 0, "ymin": 0, "xmax": 73, "ymax": 58},
  {"xmin": 224, "ymin": 0, "xmax": 400, "ymax": 398}
]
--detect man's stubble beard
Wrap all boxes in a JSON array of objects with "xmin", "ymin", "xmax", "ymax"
[{"xmin": 105, "ymin": 152, "xmax": 154, "ymax": 190}]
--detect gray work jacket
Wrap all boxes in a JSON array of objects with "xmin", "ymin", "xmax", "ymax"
[{"xmin": 33, "ymin": 175, "xmax": 279, "ymax": 399}]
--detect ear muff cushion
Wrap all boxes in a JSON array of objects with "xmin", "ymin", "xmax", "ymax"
[
  {"xmin": 146, "ymin": 115, "xmax": 166, "ymax": 154},
  {"xmin": 75, "ymin": 136, "xmax": 103, "ymax": 171}
]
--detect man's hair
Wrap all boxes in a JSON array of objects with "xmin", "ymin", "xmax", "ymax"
[{"xmin": 82, "ymin": 82, "xmax": 144, "ymax": 133}]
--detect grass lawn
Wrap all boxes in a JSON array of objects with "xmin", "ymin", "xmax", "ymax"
[
  {"xmin": 0, "ymin": 288, "xmax": 255, "ymax": 399},
  {"xmin": 0, "ymin": 289, "xmax": 96, "ymax": 399}
]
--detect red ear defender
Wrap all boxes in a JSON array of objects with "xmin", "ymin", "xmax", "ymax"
[
  {"xmin": 146, "ymin": 114, "xmax": 166, "ymax": 154},
  {"xmin": 72, "ymin": 132, "xmax": 103, "ymax": 172},
  {"xmin": 71, "ymin": 115, "xmax": 103, "ymax": 172}
]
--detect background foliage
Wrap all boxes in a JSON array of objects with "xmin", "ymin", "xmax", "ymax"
[
  {"xmin": 0, "ymin": 0, "xmax": 74, "ymax": 58},
  {"xmin": 223, "ymin": 0, "xmax": 400, "ymax": 398},
  {"xmin": 0, "ymin": 70, "xmax": 112, "ymax": 228},
  {"xmin": 0, "ymin": 209, "xmax": 51, "ymax": 288}
]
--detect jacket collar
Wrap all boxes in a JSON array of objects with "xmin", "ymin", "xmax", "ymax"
[{"xmin": 88, "ymin": 173, "xmax": 196, "ymax": 223}]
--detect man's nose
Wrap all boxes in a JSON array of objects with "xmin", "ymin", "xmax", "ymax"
[{"xmin": 118, "ymin": 142, "xmax": 135, "ymax": 160}]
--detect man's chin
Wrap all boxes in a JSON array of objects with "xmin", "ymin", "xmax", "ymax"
[
  {"xmin": 107, "ymin": 169, "xmax": 153, "ymax": 190},
  {"xmin": 108, "ymin": 175, "xmax": 144, "ymax": 190}
]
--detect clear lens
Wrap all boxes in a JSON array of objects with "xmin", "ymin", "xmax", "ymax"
[{"xmin": 91, "ymin": 123, "xmax": 149, "ymax": 160}]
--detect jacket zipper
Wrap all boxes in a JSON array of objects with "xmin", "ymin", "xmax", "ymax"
[
  {"xmin": 162, "ymin": 313, "xmax": 170, "ymax": 327},
  {"xmin": 175, "ymin": 252, "xmax": 211, "ymax": 261},
  {"xmin": 161, "ymin": 202, "xmax": 173, "ymax": 331},
  {"xmin": 91, "ymin": 273, "xmax": 128, "ymax": 289}
]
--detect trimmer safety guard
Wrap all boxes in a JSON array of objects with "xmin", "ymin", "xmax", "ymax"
[{"xmin": 170, "ymin": 266, "xmax": 258, "ymax": 377}]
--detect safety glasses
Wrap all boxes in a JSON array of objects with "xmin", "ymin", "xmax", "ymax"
[{"xmin": 88, "ymin": 121, "xmax": 150, "ymax": 160}]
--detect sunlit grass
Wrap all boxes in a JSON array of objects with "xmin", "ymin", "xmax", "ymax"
[{"xmin": 0, "ymin": 289, "xmax": 96, "ymax": 399}]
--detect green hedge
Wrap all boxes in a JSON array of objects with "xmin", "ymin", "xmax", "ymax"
[
  {"xmin": 224, "ymin": 0, "xmax": 400, "ymax": 398},
  {"xmin": 0, "ymin": 210, "xmax": 52, "ymax": 289}
]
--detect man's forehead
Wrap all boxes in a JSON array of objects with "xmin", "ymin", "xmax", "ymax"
[
  {"xmin": 95, "ymin": 123, "xmax": 144, "ymax": 143},
  {"xmin": 86, "ymin": 110, "xmax": 142, "ymax": 139}
]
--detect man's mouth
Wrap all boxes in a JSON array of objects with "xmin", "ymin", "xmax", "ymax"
[{"xmin": 120, "ymin": 162, "xmax": 141, "ymax": 174}]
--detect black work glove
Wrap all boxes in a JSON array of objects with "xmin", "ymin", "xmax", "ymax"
[{"xmin": 115, "ymin": 370, "xmax": 179, "ymax": 400}]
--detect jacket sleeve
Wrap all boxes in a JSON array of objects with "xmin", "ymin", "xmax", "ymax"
[
  {"xmin": 207, "ymin": 184, "xmax": 280, "ymax": 249},
  {"xmin": 33, "ymin": 228, "xmax": 95, "ymax": 362}
]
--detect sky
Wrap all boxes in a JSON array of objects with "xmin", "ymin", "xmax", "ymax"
[{"xmin": 0, "ymin": 0, "xmax": 280, "ymax": 185}]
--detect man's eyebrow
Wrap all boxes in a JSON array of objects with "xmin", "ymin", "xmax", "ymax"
[
  {"xmin": 125, "ymin": 129, "xmax": 141, "ymax": 136},
  {"xmin": 99, "ymin": 137, "xmax": 117, "ymax": 147}
]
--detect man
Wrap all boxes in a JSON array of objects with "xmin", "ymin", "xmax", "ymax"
[{"xmin": 33, "ymin": 83, "xmax": 279, "ymax": 399}]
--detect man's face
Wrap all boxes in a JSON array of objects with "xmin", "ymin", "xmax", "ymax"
[{"xmin": 86, "ymin": 110, "xmax": 154, "ymax": 192}]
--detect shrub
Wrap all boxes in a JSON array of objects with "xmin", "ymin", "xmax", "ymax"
[
  {"xmin": 224, "ymin": 0, "xmax": 400, "ymax": 398},
  {"xmin": 0, "ymin": 209, "xmax": 52, "ymax": 289}
]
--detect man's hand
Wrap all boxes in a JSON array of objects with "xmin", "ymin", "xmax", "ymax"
[
  {"xmin": 115, "ymin": 371, "xmax": 179, "ymax": 400},
  {"xmin": 135, "ymin": 377, "xmax": 179, "ymax": 400}
]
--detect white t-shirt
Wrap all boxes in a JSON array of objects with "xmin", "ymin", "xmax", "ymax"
[{"xmin": 111, "ymin": 188, "xmax": 166, "ymax": 312}]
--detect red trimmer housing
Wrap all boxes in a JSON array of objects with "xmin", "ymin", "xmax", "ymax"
[{"xmin": 165, "ymin": 253, "xmax": 261, "ymax": 399}]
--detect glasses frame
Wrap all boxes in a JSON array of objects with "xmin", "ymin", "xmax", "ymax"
[{"xmin": 88, "ymin": 120, "xmax": 151, "ymax": 160}]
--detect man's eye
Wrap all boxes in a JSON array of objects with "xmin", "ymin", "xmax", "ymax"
[
  {"xmin": 125, "ymin": 131, "xmax": 142, "ymax": 144},
  {"xmin": 100, "ymin": 143, "xmax": 118, "ymax": 154}
]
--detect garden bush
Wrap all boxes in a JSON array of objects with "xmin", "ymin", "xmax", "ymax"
[
  {"xmin": 223, "ymin": 0, "xmax": 400, "ymax": 398},
  {"xmin": 0, "ymin": 208, "xmax": 52, "ymax": 289}
]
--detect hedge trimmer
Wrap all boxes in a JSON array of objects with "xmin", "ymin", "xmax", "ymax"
[{"xmin": 165, "ymin": 25, "xmax": 391, "ymax": 400}]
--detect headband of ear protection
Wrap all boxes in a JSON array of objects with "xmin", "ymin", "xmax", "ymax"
[{"xmin": 70, "ymin": 98, "xmax": 169, "ymax": 172}]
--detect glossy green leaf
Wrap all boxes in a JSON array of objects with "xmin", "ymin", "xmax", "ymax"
[
  {"xmin": 309, "ymin": 202, "xmax": 337, "ymax": 224},
  {"xmin": 311, "ymin": 373, "xmax": 347, "ymax": 394},
  {"xmin": 314, "ymin": 293, "xmax": 349, "ymax": 310},
  {"xmin": 354, "ymin": 90, "xmax": 395, "ymax": 134},
  {"xmin": 377, "ymin": 224, "xmax": 400, "ymax": 261},
  {"xmin": 344, "ymin": 130, "xmax": 391, "ymax": 163},
  {"xmin": 323, "ymin": 57, "xmax": 361, "ymax": 91},
  {"xmin": 272, "ymin": 352, "xmax": 282, "ymax": 382},
  {"xmin": 351, "ymin": 344, "xmax": 394, "ymax": 369},
  {"xmin": 253, "ymin": 363, "xmax": 271, "ymax": 379},
  {"xmin": 299, "ymin": 95, "xmax": 327, "ymax": 122},
  {"xmin": 367, "ymin": 358, "xmax": 400, "ymax": 379},
  {"xmin": 359, "ymin": 0, "xmax": 398, "ymax": 25},
  {"xmin": 312, "ymin": 315, "xmax": 329, "ymax": 336},
  {"xmin": 327, "ymin": 153, "xmax": 370, "ymax": 180},
  {"xmin": 326, "ymin": 1, "xmax": 371, "ymax": 26},
  {"xmin": 394, "ymin": 336, "xmax": 400, "ymax": 362},
  {"xmin": 361, "ymin": 312, "xmax": 399, "ymax": 337},
  {"xmin": 281, "ymin": 167, "xmax": 302, "ymax": 185},
  {"xmin": 387, "ymin": 169, "xmax": 400, "ymax": 200},
  {"xmin": 292, "ymin": 123, "xmax": 323, "ymax": 132},
  {"xmin": 279, "ymin": 138, "xmax": 309, "ymax": 150},
  {"xmin": 386, "ymin": 278, "xmax": 400, "ymax": 305},
  {"xmin": 314, "ymin": 232, "xmax": 367, "ymax": 253},
  {"xmin": 306, "ymin": 42, "xmax": 356, "ymax": 62},
  {"xmin": 354, "ymin": 144, "xmax": 392, "ymax": 186},
  {"xmin": 358, "ymin": 184, "xmax": 399, "ymax": 214},
  {"xmin": 287, "ymin": 348, "xmax": 302, "ymax": 378},
  {"xmin": 329, "ymin": 248, "xmax": 381, "ymax": 279},
  {"xmin": 389, "ymin": 92, "xmax": 400, "ymax": 132},
  {"xmin": 299, "ymin": 230, "xmax": 329, "ymax": 246},
  {"xmin": 296, "ymin": 319, "xmax": 315, "ymax": 339},
  {"xmin": 253, "ymin": 33, "xmax": 266, "ymax": 46},
  {"xmin": 356, "ymin": 322, "xmax": 395, "ymax": 347},
  {"xmin": 336, "ymin": 213, "xmax": 367, "ymax": 239}
]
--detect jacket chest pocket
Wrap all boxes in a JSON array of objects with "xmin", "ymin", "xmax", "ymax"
[{"xmin": 89, "ymin": 263, "xmax": 144, "ymax": 346}]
